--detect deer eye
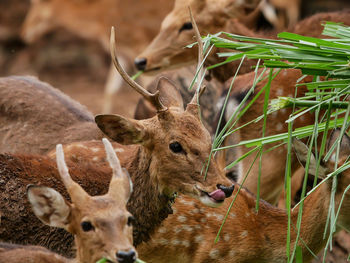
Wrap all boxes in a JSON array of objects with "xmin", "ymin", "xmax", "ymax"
[
  {"xmin": 169, "ymin": 142, "xmax": 184, "ymax": 154},
  {"xmin": 127, "ymin": 216, "xmax": 135, "ymax": 226},
  {"xmin": 179, "ymin": 22, "xmax": 193, "ymax": 33},
  {"xmin": 81, "ymin": 221, "xmax": 94, "ymax": 232}
]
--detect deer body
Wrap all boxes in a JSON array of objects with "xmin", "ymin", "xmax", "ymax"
[
  {"xmin": 137, "ymin": 131, "xmax": 350, "ymax": 263},
  {"xmin": 0, "ymin": 140, "xmax": 137, "ymax": 263},
  {"xmin": 0, "ymin": 75, "xmax": 104, "ymax": 155}
]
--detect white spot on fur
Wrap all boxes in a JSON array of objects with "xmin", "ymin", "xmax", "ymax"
[
  {"xmin": 300, "ymin": 115, "xmax": 305, "ymax": 121},
  {"xmin": 229, "ymin": 250, "xmax": 236, "ymax": 257},
  {"xmin": 192, "ymin": 208, "xmax": 200, "ymax": 214},
  {"xmin": 158, "ymin": 239, "xmax": 168, "ymax": 245},
  {"xmin": 178, "ymin": 215, "xmax": 187, "ymax": 223},
  {"xmin": 181, "ymin": 240, "xmax": 190, "ymax": 247},
  {"xmin": 91, "ymin": 147, "xmax": 99, "ymax": 153},
  {"xmin": 230, "ymin": 213, "xmax": 236, "ymax": 219},
  {"xmin": 194, "ymin": 225, "xmax": 201, "ymax": 230},
  {"xmin": 224, "ymin": 233, "xmax": 230, "ymax": 242},
  {"xmin": 171, "ymin": 240, "xmax": 181, "ymax": 246},
  {"xmin": 195, "ymin": 235, "xmax": 204, "ymax": 243},
  {"xmin": 241, "ymin": 230, "xmax": 248, "ymax": 238},
  {"xmin": 172, "ymin": 207, "xmax": 177, "ymax": 214},
  {"xmin": 158, "ymin": 227, "xmax": 166, "ymax": 233},
  {"xmin": 276, "ymin": 88, "xmax": 283, "ymax": 96},
  {"xmin": 114, "ymin": 148, "xmax": 124, "ymax": 153},
  {"xmin": 182, "ymin": 225, "xmax": 193, "ymax": 232},
  {"xmin": 200, "ymin": 217, "xmax": 207, "ymax": 223},
  {"xmin": 92, "ymin": 156, "xmax": 99, "ymax": 162},
  {"xmin": 174, "ymin": 226, "xmax": 182, "ymax": 234},
  {"xmin": 245, "ymin": 212, "xmax": 250, "ymax": 218},
  {"xmin": 209, "ymin": 249, "xmax": 220, "ymax": 259},
  {"xmin": 276, "ymin": 123, "xmax": 283, "ymax": 131}
]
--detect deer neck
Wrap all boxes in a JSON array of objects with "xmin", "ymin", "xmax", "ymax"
[{"xmin": 125, "ymin": 146, "xmax": 175, "ymax": 247}]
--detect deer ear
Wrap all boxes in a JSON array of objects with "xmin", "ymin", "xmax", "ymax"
[
  {"xmin": 157, "ymin": 77, "xmax": 184, "ymax": 110},
  {"xmin": 293, "ymin": 139, "xmax": 327, "ymax": 178},
  {"xmin": 95, "ymin": 114, "xmax": 148, "ymax": 145},
  {"xmin": 27, "ymin": 185, "xmax": 71, "ymax": 229},
  {"xmin": 328, "ymin": 129, "xmax": 350, "ymax": 161},
  {"xmin": 225, "ymin": 0, "xmax": 261, "ymax": 17}
]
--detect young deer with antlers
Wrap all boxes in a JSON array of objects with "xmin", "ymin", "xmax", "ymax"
[
  {"xmin": 0, "ymin": 139, "xmax": 137, "ymax": 263},
  {"xmin": 0, "ymin": 27, "xmax": 234, "ymax": 256},
  {"xmin": 136, "ymin": 130, "xmax": 350, "ymax": 263}
]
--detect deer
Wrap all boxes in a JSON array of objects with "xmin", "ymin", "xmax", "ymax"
[
  {"xmin": 135, "ymin": 0, "xmax": 350, "ymax": 83},
  {"xmin": 135, "ymin": 129, "xmax": 350, "ymax": 263},
  {"xmin": 0, "ymin": 139, "xmax": 137, "ymax": 263},
  {"xmin": 134, "ymin": 5, "xmax": 350, "ymax": 203},
  {"xmin": 21, "ymin": 0, "xmax": 174, "ymax": 113},
  {"xmin": 0, "ymin": 27, "xmax": 234, "ymax": 256}
]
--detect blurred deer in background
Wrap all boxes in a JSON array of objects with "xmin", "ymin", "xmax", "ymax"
[
  {"xmin": 135, "ymin": 0, "xmax": 349, "ymax": 82},
  {"xmin": 137, "ymin": 130, "xmax": 350, "ymax": 263},
  {"xmin": 21, "ymin": 0, "xmax": 174, "ymax": 113},
  {"xmin": 0, "ymin": 139, "xmax": 137, "ymax": 263}
]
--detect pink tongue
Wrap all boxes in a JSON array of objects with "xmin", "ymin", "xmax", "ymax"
[{"xmin": 209, "ymin": 189, "xmax": 226, "ymax": 201}]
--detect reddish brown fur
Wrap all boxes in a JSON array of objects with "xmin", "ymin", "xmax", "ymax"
[
  {"xmin": 0, "ymin": 76, "xmax": 104, "ymax": 155},
  {"xmin": 21, "ymin": 0, "xmax": 174, "ymax": 54},
  {"xmin": 137, "ymin": 7, "xmax": 350, "ymax": 83},
  {"xmin": 137, "ymin": 135, "xmax": 350, "ymax": 263},
  {"xmin": 220, "ymin": 69, "xmax": 314, "ymax": 203}
]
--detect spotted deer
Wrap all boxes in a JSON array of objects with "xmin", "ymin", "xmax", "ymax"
[
  {"xmin": 136, "ymin": 3, "xmax": 350, "ymax": 82},
  {"xmin": 135, "ymin": 130, "xmax": 350, "ymax": 263},
  {"xmin": 0, "ymin": 139, "xmax": 136, "ymax": 263},
  {"xmin": 0, "ymin": 28, "xmax": 234, "ymax": 255},
  {"xmin": 21, "ymin": 0, "xmax": 174, "ymax": 113}
]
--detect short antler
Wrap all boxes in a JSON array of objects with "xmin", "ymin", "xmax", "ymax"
[
  {"xmin": 102, "ymin": 138, "xmax": 123, "ymax": 178},
  {"xmin": 110, "ymin": 26, "xmax": 167, "ymax": 112},
  {"xmin": 56, "ymin": 144, "xmax": 88, "ymax": 203},
  {"xmin": 188, "ymin": 6, "xmax": 206, "ymax": 105}
]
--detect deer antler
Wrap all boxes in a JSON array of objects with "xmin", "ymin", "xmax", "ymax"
[
  {"xmin": 56, "ymin": 144, "xmax": 88, "ymax": 203},
  {"xmin": 188, "ymin": 6, "xmax": 206, "ymax": 105},
  {"xmin": 110, "ymin": 27, "xmax": 167, "ymax": 112}
]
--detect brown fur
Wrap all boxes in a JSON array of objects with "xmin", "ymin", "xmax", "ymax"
[
  {"xmin": 137, "ymin": 6, "xmax": 350, "ymax": 83},
  {"xmin": 137, "ymin": 133, "xmax": 350, "ymax": 262},
  {"xmin": 0, "ymin": 76, "xmax": 104, "ymax": 155},
  {"xmin": 21, "ymin": 0, "xmax": 174, "ymax": 54},
  {"xmin": 219, "ymin": 69, "xmax": 315, "ymax": 203}
]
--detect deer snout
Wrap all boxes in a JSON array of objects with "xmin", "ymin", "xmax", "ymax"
[
  {"xmin": 217, "ymin": 184, "xmax": 235, "ymax": 198},
  {"xmin": 116, "ymin": 249, "xmax": 137, "ymax": 263},
  {"xmin": 134, "ymin": 57, "xmax": 147, "ymax": 71}
]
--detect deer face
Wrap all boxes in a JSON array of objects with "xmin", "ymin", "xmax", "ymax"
[
  {"xmin": 96, "ymin": 78, "xmax": 234, "ymax": 207},
  {"xmin": 28, "ymin": 140, "xmax": 137, "ymax": 263},
  {"xmin": 135, "ymin": 0, "xmax": 261, "ymax": 73}
]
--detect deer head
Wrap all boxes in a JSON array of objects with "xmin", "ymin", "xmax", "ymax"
[
  {"xmin": 27, "ymin": 139, "xmax": 137, "ymax": 263},
  {"xmin": 95, "ymin": 26, "xmax": 234, "ymax": 208},
  {"xmin": 134, "ymin": 0, "xmax": 261, "ymax": 73}
]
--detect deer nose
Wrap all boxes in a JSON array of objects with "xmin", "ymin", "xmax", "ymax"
[
  {"xmin": 116, "ymin": 249, "xmax": 136, "ymax": 263},
  {"xmin": 134, "ymin": 57, "xmax": 147, "ymax": 71},
  {"xmin": 217, "ymin": 184, "xmax": 235, "ymax": 198}
]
